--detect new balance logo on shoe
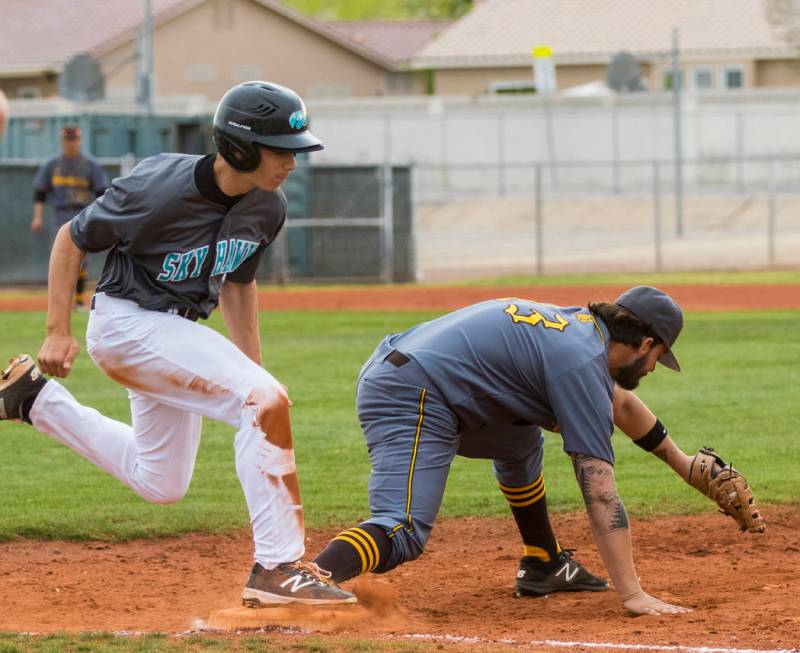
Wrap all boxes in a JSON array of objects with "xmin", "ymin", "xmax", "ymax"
[
  {"xmin": 280, "ymin": 573, "xmax": 317, "ymax": 593},
  {"xmin": 515, "ymin": 550, "xmax": 608, "ymax": 597},
  {"xmin": 555, "ymin": 562, "xmax": 579, "ymax": 582}
]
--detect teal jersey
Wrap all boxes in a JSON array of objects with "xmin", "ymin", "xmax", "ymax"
[{"xmin": 389, "ymin": 299, "xmax": 616, "ymax": 463}]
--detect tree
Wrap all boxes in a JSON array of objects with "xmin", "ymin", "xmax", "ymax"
[{"xmin": 406, "ymin": 0, "xmax": 473, "ymax": 18}]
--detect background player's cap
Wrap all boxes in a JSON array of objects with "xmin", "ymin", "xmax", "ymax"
[
  {"xmin": 615, "ymin": 286, "xmax": 683, "ymax": 371},
  {"xmin": 61, "ymin": 124, "xmax": 81, "ymax": 141}
]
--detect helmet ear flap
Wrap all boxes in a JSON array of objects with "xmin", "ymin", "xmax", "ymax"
[{"xmin": 213, "ymin": 128, "xmax": 261, "ymax": 172}]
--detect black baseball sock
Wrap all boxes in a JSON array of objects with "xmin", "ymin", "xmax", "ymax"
[
  {"xmin": 314, "ymin": 523, "xmax": 392, "ymax": 583},
  {"xmin": 499, "ymin": 474, "xmax": 561, "ymax": 564}
]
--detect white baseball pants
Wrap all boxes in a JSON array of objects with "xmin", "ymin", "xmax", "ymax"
[{"xmin": 29, "ymin": 292, "xmax": 304, "ymax": 569}]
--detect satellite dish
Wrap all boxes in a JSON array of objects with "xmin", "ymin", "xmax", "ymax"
[
  {"xmin": 59, "ymin": 53, "xmax": 105, "ymax": 101},
  {"xmin": 607, "ymin": 51, "xmax": 645, "ymax": 92}
]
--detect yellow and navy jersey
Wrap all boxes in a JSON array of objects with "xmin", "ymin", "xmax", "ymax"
[
  {"xmin": 33, "ymin": 154, "xmax": 108, "ymax": 226},
  {"xmin": 387, "ymin": 299, "xmax": 615, "ymax": 464}
]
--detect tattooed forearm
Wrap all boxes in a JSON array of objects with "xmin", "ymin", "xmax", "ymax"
[
  {"xmin": 571, "ymin": 454, "xmax": 595, "ymax": 505},
  {"xmin": 571, "ymin": 453, "xmax": 628, "ymax": 534},
  {"xmin": 609, "ymin": 496, "xmax": 629, "ymax": 531}
]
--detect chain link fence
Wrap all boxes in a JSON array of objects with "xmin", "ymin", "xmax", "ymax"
[
  {"xmin": 412, "ymin": 155, "xmax": 800, "ymax": 281},
  {"xmin": 0, "ymin": 161, "xmax": 413, "ymax": 285}
]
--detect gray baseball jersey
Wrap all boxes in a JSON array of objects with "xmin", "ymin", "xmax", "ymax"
[
  {"xmin": 388, "ymin": 298, "xmax": 615, "ymax": 463},
  {"xmin": 70, "ymin": 153, "xmax": 285, "ymax": 319},
  {"xmin": 34, "ymin": 154, "xmax": 108, "ymax": 236}
]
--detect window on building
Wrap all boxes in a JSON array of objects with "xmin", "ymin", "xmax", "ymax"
[
  {"xmin": 723, "ymin": 66, "xmax": 744, "ymax": 89},
  {"xmin": 307, "ymin": 83, "xmax": 351, "ymax": 98},
  {"xmin": 16, "ymin": 85, "xmax": 41, "ymax": 98},
  {"xmin": 692, "ymin": 67, "xmax": 715, "ymax": 90},
  {"xmin": 385, "ymin": 72, "xmax": 416, "ymax": 94},
  {"xmin": 185, "ymin": 65, "xmax": 216, "ymax": 82},
  {"xmin": 232, "ymin": 65, "xmax": 261, "ymax": 82},
  {"xmin": 489, "ymin": 80, "xmax": 536, "ymax": 94}
]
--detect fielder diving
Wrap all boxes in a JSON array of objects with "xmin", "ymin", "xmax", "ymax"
[
  {"xmin": 312, "ymin": 287, "xmax": 765, "ymax": 615},
  {"xmin": 0, "ymin": 82, "xmax": 355, "ymax": 606}
]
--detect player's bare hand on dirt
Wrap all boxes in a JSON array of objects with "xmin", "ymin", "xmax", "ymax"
[
  {"xmin": 31, "ymin": 215, "xmax": 43, "ymax": 234},
  {"xmin": 38, "ymin": 333, "xmax": 80, "ymax": 377},
  {"xmin": 623, "ymin": 591, "xmax": 691, "ymax": 616}
]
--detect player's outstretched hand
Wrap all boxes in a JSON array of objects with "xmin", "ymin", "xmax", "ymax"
[
  {"xmin": 623, "ymin": 590, "xmax": 691, "ymax": 616},
  {"xmin": 38, "ymin": 334, "xmax": 80, "ymax": 377}
]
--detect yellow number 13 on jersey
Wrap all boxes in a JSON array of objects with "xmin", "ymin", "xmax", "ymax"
[{"xmin": 504, "ymin": 303, "xmax": 568, "ymax": 331}]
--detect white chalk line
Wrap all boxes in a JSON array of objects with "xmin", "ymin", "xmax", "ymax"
[
  {"xmin": 16, "ymin": 627, "xmax": 800, "ymax": 653},
  {"xmin": 403, "ymin": 632, "xmax": 799, "ymax": 653}
]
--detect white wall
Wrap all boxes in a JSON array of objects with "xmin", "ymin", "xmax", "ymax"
[{"xmin": 306, "ymin": 90, "xmax": 800, "ymax": 200}]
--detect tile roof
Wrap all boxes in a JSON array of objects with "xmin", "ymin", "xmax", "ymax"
[
  {"xmin": 0, "ymin": 0, "xmax": 439, "ymax": 75},
  {"xmin": 324, "ymin": 20, "xmax": 453, "ymax": 65},
  {"xmin": 0, "ymin": 0, "xmax": 194, "ymax": 72},
  {"xmin": 413, "ymin": 0, "xmax": 798, "ymax": 69}
]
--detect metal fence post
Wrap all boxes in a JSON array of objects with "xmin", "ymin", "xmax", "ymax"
[
  {"xmin": 272, "ymin": 227, "xmax": 290, "ymax": 285},
  {"xmin": 672, "ymin": 27, "xmax": 684, "ymax": 237},
  {"xmin": 736, "ymin": 112, "xmax": 744, "ymax": 194},
  {"xmin": 497, "ymin": 113, "xmax": 506, "ymax": 197},
  {"xmin": 381, "ymin": 164, "xmax": 395, "ymax": 283},
  {"xmin": 612, "ymin": 100, "xmax": 621, "ymax": 195},
  {"xmin": 653, "ymin": 161, "xmax": 663, "ymax": 272},
  {"xmin": 767, "ymin": 157, "xmax": 776, "ymax": 267},
  {"xmin": 120, "ymin": 152, "xmax": 137, "ymax": 177},
  {"xmin": 535, "ymin": 165, "xmax": 544, "ymax": 276}
]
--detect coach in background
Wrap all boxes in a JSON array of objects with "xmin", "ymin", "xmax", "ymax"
[{"xmin": 32, "ymin": 125, "xmax": 108, "ymax": 311}]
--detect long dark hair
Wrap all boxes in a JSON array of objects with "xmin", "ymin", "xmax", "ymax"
[{"xmin": 588, "ymin": 302, "xmax": 663, "ymax": 348}]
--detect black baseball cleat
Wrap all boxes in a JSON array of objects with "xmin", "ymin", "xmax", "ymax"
[
  {"xmin": 514, "ymin": 550, "xmax": 609, "ymax": 596},
  {"xmin": 0, "ymin": 354, "xmax": 47, "ymax": 423},
  {"xmin": 242, "ymin": 561, "xmax": 357, "ymax": 607}
]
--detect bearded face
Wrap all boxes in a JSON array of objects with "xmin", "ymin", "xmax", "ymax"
[{"xmin": 612, "ymin": 353, "xmax": 650, "ymax": 390}]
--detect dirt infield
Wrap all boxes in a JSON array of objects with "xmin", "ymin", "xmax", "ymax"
[
  {"xmin": 1, "ymin": 282, "xmax": 798, "ymax": 313},
  {"xmin": 0, "ymin": 508, "xmax": 798, "ymax": 648},
  {"xmin": 1, "ymin": 283, "xmax": 797, "ymax": 649}
]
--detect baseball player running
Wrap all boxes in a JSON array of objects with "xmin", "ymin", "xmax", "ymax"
[
  {"xmin": 32, "ymin": 125, "xmax": 109, "ymax": 311},
  {"xmin": 312, "ymin": 287, "xmax": 764, "ymax": 615},
  {"xmin": 0, "ymin": 82, "xmax": 355, "ymax": 607}
]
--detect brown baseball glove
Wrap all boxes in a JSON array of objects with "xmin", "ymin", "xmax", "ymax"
[{"xmin": 688, "ymin": 447, "xmax": 765, "ymax": 533}]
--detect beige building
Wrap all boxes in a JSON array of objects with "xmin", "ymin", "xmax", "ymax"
[
  {"xmin": 413, "ymin": 0, "xmax": 800, "ymax": 95},
  {"xmin": 0, "ymin": 0, "xmax": 448, "ymax": 102}
]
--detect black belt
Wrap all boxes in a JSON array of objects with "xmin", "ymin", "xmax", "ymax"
[
  {"xmin": 165, "ymin": 306, "xmax": 200, "ymax": 321},
  {"xmin": 90, "ymin": 295, "xmax": 199, "ymax": 322},
  {"xmin": 386, "ymin": 350, "xmax": 410, "ymax": 367}
]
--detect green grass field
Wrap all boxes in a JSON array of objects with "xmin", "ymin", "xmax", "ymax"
[
  {"xmin": 0, "ymin": 306, "xmax": 798, "ymax": 542},
  {"xmin": 0, "ymin": 633, "xmax": 459, "ymax": 653}
]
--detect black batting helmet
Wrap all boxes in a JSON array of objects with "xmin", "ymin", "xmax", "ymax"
[{"xmin": 213, "ymin": 81, "xmax": 323, "ymax": 172}]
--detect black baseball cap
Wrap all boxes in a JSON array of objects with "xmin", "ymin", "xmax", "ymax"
[{"xmin": 615, "ymin": 286, "xmax": 683, "ymax": 371}]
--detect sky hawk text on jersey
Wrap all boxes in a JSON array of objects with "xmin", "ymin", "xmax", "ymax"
[{"xmin": 157, "ymin": 238, "xmax": 259, "ymax": 283}]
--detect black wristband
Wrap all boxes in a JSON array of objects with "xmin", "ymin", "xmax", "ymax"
[
  {"xmin": 34, "ymin": 190, "xmax": 46, "ymax": 203},
  {"xmin": 633, "ymin": 418, "xmax": 668, "ymax": 452}
]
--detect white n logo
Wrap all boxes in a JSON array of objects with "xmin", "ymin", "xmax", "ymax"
[
  {"xmin": 555, "ymin": 562, "xmax": 578, "ymax": 582},
  {"xmin": 280, "ymin": 574, "xmax": 315, "ymax": 593}
]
